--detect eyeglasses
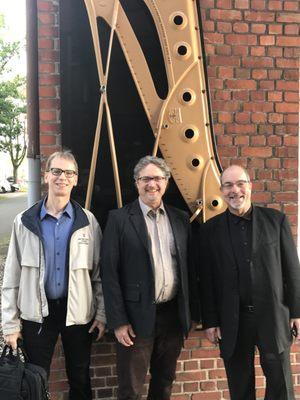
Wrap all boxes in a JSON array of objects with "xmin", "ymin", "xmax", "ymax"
[
  {"xmin": 221, "ymin": 180, "xmax": 250, "ymax": 190},
  {"xmin": 48, "ymin": 168, "xmax": 77, "ymax": 178},
  {"xmin": 137, "ymin": 176, "xmax": 167, "ymax": 183}
]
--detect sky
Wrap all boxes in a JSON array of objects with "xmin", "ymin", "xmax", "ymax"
[{"xmin": 0, "ymin": 0, "xmax": 26, "ymax": 76}]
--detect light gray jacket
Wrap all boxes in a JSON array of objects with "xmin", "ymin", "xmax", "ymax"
[{"xmin": 2, "ymin": 199, "xmax": 106, "ymax": 335}]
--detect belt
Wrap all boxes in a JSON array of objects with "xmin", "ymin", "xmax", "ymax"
[
  {"xmin": 155, "ymin": 298, "xmax": 177, "ymax": 310},
  {"xmin": 47, "ymin": 297, "xmax": 67, "ymax": 306},
  {"xmin": 241, "ymin": 304, "xmax": 254, "ymax": 312}
]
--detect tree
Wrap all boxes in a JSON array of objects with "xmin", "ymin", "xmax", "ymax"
[{"xmin": 0, "ymin": 19, "xmax": 26, "ymax": 182}]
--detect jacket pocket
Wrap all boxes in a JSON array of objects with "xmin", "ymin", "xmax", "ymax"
[{"xmin": 124, "ymin": 284, "xmax": 140, "ymax": 302}]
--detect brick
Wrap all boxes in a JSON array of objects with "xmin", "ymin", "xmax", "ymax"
[
  {"xmin": 39, "ymin": 62, "xmax": 55, "ymax": 74},
  {"xmin": 276, "ymin": 58, "xmax": 299, "ymax": 69},
  {"xmin": 232, "ymin": 46, "xmax": 249, "ymax": 56},
  {"xmin": 216, "ymin": 22, "xmax": 232, "ymax": 33},
  {"xmin": 234, "ymin": 136, "xmax": 250, "ymax": 145},
  {"xmin": 268, "ymin": 1, "xmax": 283, "ymax": 10},
  {"xmin": 251, "ymin": 0, "xmax": 266, "ymax": 10},
  {"xmin": 277, "ymin": 13, "xmax": 300, "ymax": 23},
  {"xmin": 283, "ymin": 136, "xmax": 298, "ymax": 146},
  {"xmin": 276, "ymin": 102, "xmax": 299, "ymax": 113},
  {"xmin": 225, "ymin": 34, "xmax": 257, "ymax": 45},
  {"xmin": 260, "ymin": 80, "xmax": 275, "ymax": 90},
  {"xmin": 284, "ymin": 25, "xmax": 300, "ymax": 35},
  {"xmin": 216, "ymin": 45, "xmax": 232, "ymax": 55},
  {"xmin": 234, "ymin": 0, "xmax": 249, "ymax": 8},
  {"xmin": 226, "ymin": 79, "xmax": 256, "ymax": 90},
  {"xmin": 276, "ymin": 36, "xmax": 300, "ymax": 47},
  {"xmin": 274, "ymin": 192, "xmax": 298, "ymax": 202},
  {"xmin": 284, "ymin": 69, "xmax": 299, "ymax": 80},
  {"xmin": 210, "ymin": 10, "xmax": 242, "ymax": 20},
  {"xmin": 268, "ymin": 91, "xmax": 282, "ymax": 102},
  {"xmin": 251, "ymin": 46, "xmax": 265, "ymax": 56},
  {"xmin": 260, "ymin": 35, "xmax": 275, "ymax": 45},
  {"xmin": 235, "ymin": 112, "xmax": 250, "ymax": 123},
  {"xmin": 244, "ymin": 102, "xmax": 273, "ymax": 112},
  {"xmin": 233, "ymin": 91, "xmax": 249, "ymax": 101},
  {"xmin": 218, "ymin": 112, "xmax": 233, "ymax": 123},
  {"xmin": 209, "ymin": 55, "xmax": 240, "ymax": 66},
  {"xmin": 268, "ymin": 24, "xmax": 282, "ymax": 34},
  {"xmin": 251, "ymin": 113, "xmax": 267, "ymax": 123},
  {"xmin": 252, "ymin": 69, "xmax": 267, "ymax": 79},
  {"xmin": 252, "ymin": 191, "xmax": 271, "ymax": 203},
  {"xmin": 241, "ymin": 147, "xmax": 272, "ymax": 157},
  {"xmin": 38, "ymin": 1, "xmax": 57, "ymax": 11},
  {"xmin": 216, "ymin": 0, "xmax": 232, "ymax": 8},
  {"xmin": 250, "ymin": 91, "xmax": 265, "ymax": 101},
  {"xmin": 284, "ymin": 1, "xmax": 299, "ymax": 11},
  {"xmin": 267, "ymin": 47, "xmax": 283, "ymax": 57},
  {"xmin": 38, "ymin": 12, "xmax": 55, "ymax": 25},
  {"xmin": 268, "ymin": 69, "xmax": 282, "ymax": 79},
  {"xmin": 285, "ymin": 92, "xmax": 299, "ymax": 102},
  {"xmin": 39, "ymin": 86, "xmax": 56, "ymax": 97},
  {"xmin": 233, "ymin": 22, "xmax": 249, "ymax": 32},
  {"xmin": 245, "ymin": 11, "xmax": 275, "ymax": 22},
  {"xmin": 242, "ymin": 57, "xmax": 273, "ymax": 68},
  {"xmin": 205, "ymin": 33, "xmax": 225, "ymax": 44},
  {"xmin": 251, "ymin": 23, "xmax": 266, "ymax": 34},
  {"xmin": 268, "ymin": 113, "xmax": 284, "ymax": 124},
  {"xmin": 192, "ymin": 393, "xmax": 222, "ymax": 400}
]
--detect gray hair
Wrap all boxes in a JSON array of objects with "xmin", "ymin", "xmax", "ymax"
[
  {"xmin": 133, "ymin": 156, "xmax": 171, "ymax": 181},
  {"xmin": 45, "ymin": 150, "xmax": 78, "ymax": 174},
  {"xmin": 220, "ymin": 164, "xmax": 251, "ymax": 185}
]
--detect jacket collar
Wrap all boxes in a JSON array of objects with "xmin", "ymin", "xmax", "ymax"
[{"xmin": 21, "ymin": 197, "xmax": 89, "ymax": 238}]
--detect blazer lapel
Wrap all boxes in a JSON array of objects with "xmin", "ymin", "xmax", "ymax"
[
  {"xmin": 165, "ymin": 205, "xmax": 182, "ymax": 256},
  {"xmin": 128, "ymin": 199, "xmax": 151, "ymax": 253},
  {"xmin": 215, "ymin": 211, "xmax": 237, "ymax": 266},
  {"xmin": 252, "ymin": 206, "xmax": 263, "ymax": 255}
]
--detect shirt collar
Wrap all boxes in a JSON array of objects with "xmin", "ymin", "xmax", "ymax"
[
  {"xmin": 138, "ymin": 197, "xmax": 165, "ymax": 218},
  {"xmin": 228, "ymin": 205, "xmax": 253, "ymax": 224},
  {"xmin": 40, "ymin": 198, "xmax": 74, "ymax": 220}
]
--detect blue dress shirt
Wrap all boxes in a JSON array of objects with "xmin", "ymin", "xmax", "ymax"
[{"xmin": 40, "ymin": 200, "xmax": 74, "ymax": 299}]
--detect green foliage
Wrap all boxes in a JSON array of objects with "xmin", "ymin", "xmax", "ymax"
[{"xmin": 0, "ymin": 18, "xmax": 26, "ymax": 181}]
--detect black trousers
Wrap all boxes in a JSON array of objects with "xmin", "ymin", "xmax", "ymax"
[
  {"xmin": 22, "ymin": 298, "xmax": 93, "ymax": 400},
  {"xmin": 223, "ymin": 310, "xmax": 295, "ymax": 400},
  {"xmin": 116, "ymin": 299, "xmax": 183, "ymax": 400}
]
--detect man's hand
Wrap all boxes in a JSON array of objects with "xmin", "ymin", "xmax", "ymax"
[
  {"xmin": 114, "ymin": 324, "xmax": 136, "ymax": 347},
  {"xmin": 205, "ymin": 327, "xmax": 221, "ymax": 345},
  {"xmin": 290, "ymin": 318, "xmax": 300, "ymax": 341},
  {"xmin": 4, "ymin": 332, "xmax": 22, "ymax": 349},
  {"xmin": 89, "ymin": 319, "xmax": 106, "ymax": 341}
]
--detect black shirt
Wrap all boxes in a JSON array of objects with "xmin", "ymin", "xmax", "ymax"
[{"xmin": 227, "ymin": 207, "xmax": 253, "ymax": 306}]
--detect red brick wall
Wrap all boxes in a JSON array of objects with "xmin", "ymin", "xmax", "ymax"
[{"xmin": 37, "ymin": 0, "xmax": 300, "ymax": 399}]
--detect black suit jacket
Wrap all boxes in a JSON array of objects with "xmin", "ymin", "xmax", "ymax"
[
  {"xmin": 100, "ymin": 199, "xmax": 196, "ymax": 338},
  {"xmin": 199, "ymin": 206, "xmax": 300, "ymax": 360}
]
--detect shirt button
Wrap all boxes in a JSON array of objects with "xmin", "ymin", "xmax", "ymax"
[
  {"xmin": 57, "ymin": 268, "xmax": 60, "ymax": 271},
  {"xmin": 244, "ymin": 242, "xmax": 248, "ymax": 245},
  {"xmin": 246, "ymin": 258, "xmax": 250, "ymax": 263},
  {"xmin": 56, "ymin": 252, "xmax": 60, "ymax": 255},
  {"xmin": 57, "ymin": 283, "xmax": 60, "ymax": 286},
  {"xmin": 241, "ymin": 226, "xmax": 245, "ymax": 230},
  {"xmin": 56, "ymin": 237, "xmax": 59, "ymax": 240}
]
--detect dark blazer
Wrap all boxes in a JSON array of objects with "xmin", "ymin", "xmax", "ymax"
[
  {"xmin": 200, "ymin": 206, "xmax": 300, "ymax": 360},
  {"xmin": 100, "ymin": 199, "xmax": 196, "ymax": 338}
]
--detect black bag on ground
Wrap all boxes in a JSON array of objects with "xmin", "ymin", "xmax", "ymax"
[{"xmin": 0, "ymin": 344, "xmax": 50, "ymax": 400}]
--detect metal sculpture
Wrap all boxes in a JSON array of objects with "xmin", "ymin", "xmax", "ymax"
[{"xmin": 83, "ymin": 0, "xmax": 226, "ymax": 222}]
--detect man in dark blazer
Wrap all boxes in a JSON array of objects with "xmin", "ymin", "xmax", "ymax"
[
  {"xmin": 200, "ymin": 164, "xmax": 300, "ymax": 400},
  {"xmin": 101, "ymin": 155, "xmax": 196, "ymax": 400}
]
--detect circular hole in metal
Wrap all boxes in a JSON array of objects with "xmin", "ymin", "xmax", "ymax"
[
  {"xmin": 211, "ymin": 199, "xmax": 219, "ymax": 208},
  {"xmin": 178, "ymin": 45, "xmax": 188, "ymax": 56},
  {"xmin": 173, "ymin": 15, "xmax": 184, "ymax": 26},
  {"xmin": 192, "ymin": 158, "xmax": 200, "ymax": 168},
  {"xmin": 183, "ymin": 92, "xmax": 192, "ymax": 102},
  {"xmin": 184, "ymin": 129, "xmax": 195, "ymax": 139}
]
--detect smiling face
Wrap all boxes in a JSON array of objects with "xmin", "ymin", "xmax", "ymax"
[
  {"xmin": 220, "ymin": 165, "xmax": 252, "ymax": 216},
  {"xmin": 136, "ymin": 163, "xmax": 168, "ymax": 209},
  {"xmin": 44, "ymin": 156, "xmax": 78, "ymax": 200}
]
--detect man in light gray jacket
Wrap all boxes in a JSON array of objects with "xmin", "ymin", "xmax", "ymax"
[{"xmin": 2, "ymin": 150, "xmax": 106, "ymax": 400}]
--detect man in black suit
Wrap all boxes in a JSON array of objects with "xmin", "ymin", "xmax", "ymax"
[
  {"xmin": 101, "ymin": 155, "xmax": 195, "ymax": 400},
  {"xmin": 200, "ymin": 164, "xmax": 300, "ymax": 399}
]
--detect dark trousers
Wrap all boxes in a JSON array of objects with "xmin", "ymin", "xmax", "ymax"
[
  {"xmin": 22, "ymin": 298, "xmax": 93, "ymax": 400},
  {"xmin": 116, "ymin": 300, "xmax": 183, "ymax": 400},
  {"xmin": 223, "ymin": 310, "xmax": 295, "ymax": 400}
]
